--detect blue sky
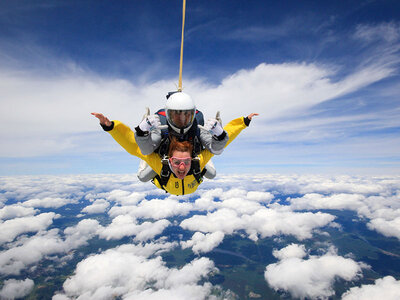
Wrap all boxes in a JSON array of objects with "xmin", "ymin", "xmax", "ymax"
[{"xmin": 1, "ymin": 0, "xmax": 400, "ymax": 175}]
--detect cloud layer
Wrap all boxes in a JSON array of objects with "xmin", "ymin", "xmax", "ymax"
[{"xmin": 0, "ymin": 173, "xmax": 399, "ymax": 299}]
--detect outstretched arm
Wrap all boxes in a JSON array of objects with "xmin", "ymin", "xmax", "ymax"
[
  {"xmin": 91, "ymin": 112, "xmax": 163, "ymax": 174},
  {"xmin": 92, "ymin": 112, "xmax": 141, "ymax": 156},
  {"xmin": 199, "ymin": 113, "xmax": 258, "ymax": 169},
  {"xmin": 224, "ymin": 113, "xmax": 259, "ymax": 148}
]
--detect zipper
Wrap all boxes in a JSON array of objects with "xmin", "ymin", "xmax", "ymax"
[{"xmin": 182, "ymin": 179, "xmax": 185, "ymax": 195}]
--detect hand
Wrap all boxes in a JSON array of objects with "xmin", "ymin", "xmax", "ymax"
[
  {"xmin": 91, "ymin": 112, "xmax": 111, "ymax": 127},
  {"xmin": 247, "ymin": 113, "xmax": 259, "ymax": 120},
  {"xmin": 139, "ymin": 114, "xmax": 161, "ymax": 132},
  {"xmin": 204, "ymin": 118, "xmax": 224, "ymax": 136}
]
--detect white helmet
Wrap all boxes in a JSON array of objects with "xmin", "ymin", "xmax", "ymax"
[{"xmin": 165, "ymin": 91, "xmax": 196, "ymax": 134}]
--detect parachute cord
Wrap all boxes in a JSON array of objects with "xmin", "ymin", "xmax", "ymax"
[{"xmin": 178, "ymin": 0, "xmax": 186, "ymax": 92}]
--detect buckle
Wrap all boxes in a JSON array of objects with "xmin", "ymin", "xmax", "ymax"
[{"xmin": 192, "ymin": 157, "xmax": 201, "ymax": 175}]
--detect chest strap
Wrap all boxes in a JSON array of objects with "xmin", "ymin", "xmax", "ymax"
[{"xmin": 191, "ymin": 157, "xmax": 206, "ymax": 184}]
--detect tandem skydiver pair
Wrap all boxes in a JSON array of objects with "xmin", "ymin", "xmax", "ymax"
[{"xmin": 92, "ymin": 91, "xmax": 258, "ymax": 196}]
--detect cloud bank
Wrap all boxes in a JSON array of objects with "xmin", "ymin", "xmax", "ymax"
[
  {"xmin": 0, "ymin": 278, "xmax": 34, "ymax": 299},
  {"xmin": 342, "ymin": 276, "xmax": 400, "ymax": 300},
  {"xmin": 54, "ymin": 243, "xmax": 217, "ymax": 300},
  {"xmin": 265, "ymin": 245, "xmax": 365, "ymax": 299},
  {"xmin": 0, "ymin": 173, "xmax": 399, "ymax": 298}
]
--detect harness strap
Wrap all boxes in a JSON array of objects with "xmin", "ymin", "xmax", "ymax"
[
  {"xmin": 155, "ymin": 157, "xmax": 172, "ymax": 190},
  {"xmin": 192, "ymin": 135, "xmax": 202, "ymax": 157},
  {"xmin": 152, "ymin": 175, "xmax": 167, "ymax": 192},
  {"xmin": 191, "ymin": 157, "xmax": 204, "ymax": 184},
  {"xmin": 157, "ymin": 138, "xmax": 170, "ymax": 157}
]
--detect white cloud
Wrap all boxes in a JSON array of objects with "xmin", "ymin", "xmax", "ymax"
[
  {"xmin": 342, "ymin": 276, "xmax": 400, "ymax": 300},
  {"xmin": 265, "ymin": 246, "xmax": 364, "ymax": 299},
  {"xmin": 192, "ymin": 188, "xmax": 223, "ymax": 211},
  {"xmin": 272, "ymin": 243, "xmax": 307, "ymax": 260},
  {"xmin": 354, "ymin": 22, "xmax": 400, "ymax": 43},
  {"xmin": 367, "ymin": 217, "xmax": 400, "ymax": 240},
  {"xmin": 246, "ymin": 191, "xmax": 275, "ymax": 203},
  {"xmin": 123, "ymin": 283, "xmax": 215, "ymax": 300},
  {"xmin": 56, "ymin": 243, "xmax": 216, "ymax": 300},
  {"xmin": 296, "ymin": 175, "xmax": 388, "ymax": 195},
  {"xmin": 98, "ymin": 215, "xmax": 170, "ymax": 242},
  {"xmin": 52, "ymin": 294, "xmax": 70, "ymax": 300},
  {"xmin": 115, "ymin": 241, "xmax": 178, "ymax": 258},
  {"xmin": 108, "ymin": 198, "xmax": 194, "ymax": 220},
  {"xmin": 0, "ymin": 49, "xmax": 397, "ymax": 161},
  {"xmin": 289, "ymin": 193, "xmax": 365, "ymax": 211},
  {"xmin": 0, "ymin": 229, "xmax": 64, "ymax": 275},
  {"xmin": 0, "ymin": 212, "xmax": 58, "ymax": 245},
  {"xmin": 181, "ymin": 208, "xmax": 245, "ymax": 235},
  {"xmin": 181, "ymin": 231, "xmax": 225, "ymax": 254},
  {"xmin": 21, "ymin": 197, "xmax": 75, "ymax": 209},
  {"xmin": 0, "ymin": 278, "xmax": 34, "ymax": 299},
  {"xmin": 132, "ymin": 220, "xmax": 171, "ymax": 242},
  {"xmin": 181, "ymin": 206, "xmax": 335, "ymax": 242},
  {"xmin": 244, "ymin": 207, "xmax": 335, "ymax": 241},
  {"xmin": 0, "ymin": 219, "xmax": 100, "ymax": 275},
  {"xmin": 195, "ymin": 62, "xmax": 395, "ymax": 125},
  {"xmin": 0, "ymin": 205, "xmax": 37, "ymax": 220},
  {"xmin": 104, "ymin": 190, "xmax": 146, "ymax": 206},
  {"xmin": 97, "ymin": 214, "xmax": 137, "ymax": 240},
  {"xmin": 63, "ymin": 219, "xmax": 101, "ymax": 249},
  {"xmin": 278, "ymin": 175, "xmax": 400, "ymax": 240},
  {"xmin": 81, "ymin": 199, "xmax": 110, "ymax": 214},
  {"xmin": 217, "ymin": 197, "xmax": 264, "ymax": 215}
]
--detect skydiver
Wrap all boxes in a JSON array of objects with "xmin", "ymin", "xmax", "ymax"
[
  {"xmin": 134, "ymin": 91, "xmax": 228, "ymax": 182},
  {"xmin": 91, "ymin": 112, "xmax": 258, "ymax": 196}
]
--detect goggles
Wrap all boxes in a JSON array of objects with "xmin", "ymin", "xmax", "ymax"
[{"xmin": 169, "ymin": 156, "xmax": 192, "ymax": 167}]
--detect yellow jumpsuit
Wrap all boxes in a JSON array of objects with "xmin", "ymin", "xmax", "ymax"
[{"xmin": 107, "ymin": 117, "xmax": 248, "ymax": 195}]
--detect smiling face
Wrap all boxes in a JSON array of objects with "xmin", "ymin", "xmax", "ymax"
[{"xmin": 169, "ymin": 150, "xmax": 192, "ymax": 180}]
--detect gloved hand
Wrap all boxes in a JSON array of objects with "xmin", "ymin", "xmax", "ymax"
[
  {"xmin": 138, "ymin": 114, "xmax": 161, "ymax": 132},
  {"xmin": 204, "ymin": 118, "xmax": 224, "ymax": 136}
]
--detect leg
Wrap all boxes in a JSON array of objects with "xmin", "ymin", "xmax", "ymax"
[
  {"xmin": 204, "ymin": 159, "xmax": 216, "ymax": 179},
  {"xmin": 137, "ymin": 160, "xmax": 157, "ymax": 182}
]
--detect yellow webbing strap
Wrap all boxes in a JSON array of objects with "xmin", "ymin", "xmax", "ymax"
[{"xmin": 178, "ymin": 0, "xmax": 186, "ymax": 92}]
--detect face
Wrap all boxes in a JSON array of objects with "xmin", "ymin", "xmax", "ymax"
[
  {"xmin": 170, "ymin": 110, "xmax": 193, "ymax": 128},
  {"xmin": 169, "ymin": 150, "xmax": 192, "ymax": 180}
]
